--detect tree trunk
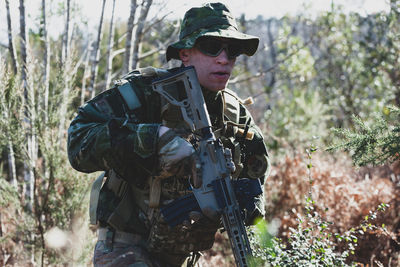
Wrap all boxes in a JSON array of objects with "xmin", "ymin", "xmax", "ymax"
[
  {"xmin": 122, "ymin": 0, "xmax": 137, "ymax": 74},
  {"xmin": 2, "ymin": 105, "xmax": 18, "ymax": 188},
  {"xmin": 4, "ymin": 0, "xmax": 18, "ymax": 188},
  {"xmin": 19, "ymin": 0, "xmax": 27, "ymax": 87},
  {"xmin": 20, "ymin": 0, "xmax": 36, "ymax": 264},
  {"xmin": 89, "ymin": 0, "xmax": 107, "ymax": 98},
  {"xmin": 7, "ymin": 137, "xmax": 17, "ymax": 189},
  {"xmin": 19, "ymin": 0, "xmax": 33, "ymax": 210},
  {"xmin": 239, "ymin": 14, "xmax": 254, "ymax": 94},
  {"xmin": 81, "ymin": 42, "xmax": 91, "ymax": 105},
  {"xmin": 41, "ymin": 0, "xmax": 50, "ymax": 123},
  {"xmin": 61, "ymin": 0, "xmax": 71, "ymax": 64},
  {"xmin": 5, "ymin": 0, "xmax": 18, "ymax": 74},
  {"xmin": 131, "ymin": 0, "xmax": 153, "ymax": 70},
  {"xmin": 20, "ymin": 0, "xmax": 37, "ymax": 211},
  {"xmin": 266, "ymin": 19, "xmax": 277, "ymax": 88},
  {"xmin": 104, "ymin": 0, "xmax": 116, "ymax": 89},
  {"xmin": 58, "ymin": 0, "xmax": 72, "ymax": 145}
]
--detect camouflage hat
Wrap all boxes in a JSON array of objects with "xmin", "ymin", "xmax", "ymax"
[{"xmin": 166, "ymin": 2, "xmax": 259, "ymax": 61}]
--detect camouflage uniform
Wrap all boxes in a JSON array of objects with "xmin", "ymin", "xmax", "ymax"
[{"xmin": 67, "ymin": 2, "xmax": 270, "ymax": 267}]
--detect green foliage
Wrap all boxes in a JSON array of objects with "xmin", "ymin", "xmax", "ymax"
[
  {"xmin": 249, "ymin": 147, "xmax": 352, "ymax": 266},
  {"xmin": 329, "ymin": 106, "xmax": 400, "ymax": 166},
  {"xmin": 0, "ymin": 175, "xmax": 19, "ymax": 208},
  {"xmin": 260, "ymin": 5, "xmax": 400, "ymax": 156},
  {"xmin": 251, "ymin": 177, "xmax": 354, "ymax": 265},
  {"xmin": 0, "ymin": 63, "xmax": 25, "ymax": 152},
  {"xmin": 261, "ymin": 18, "xmax": 332, "ymax": 154},
  {"xmin": 265, "ymin": 89, "xmax": 331, "ymax": 154},
  {"xmin": 0, "ymin": 36, "xmax": 94, "ymax": 265},
  {"xmin": 311, "ymin": 9, "xmax": 394, "ymax": 126},
  {"xmin": 251, "ymin": 205, "xmax": 353, "ymax": 267},
  {"xmin": 250, "ymin": 146, "xmax": 391, "ymax": 266}
]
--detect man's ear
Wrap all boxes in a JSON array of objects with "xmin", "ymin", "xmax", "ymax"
[{"xmin": 179, "ymin": 49, "xmax": 190, "ymax": 65}]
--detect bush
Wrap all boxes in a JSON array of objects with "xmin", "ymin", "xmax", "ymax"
[{"xmin": 263, "ymin": 148, "xmax": 399, "ymax": 266}]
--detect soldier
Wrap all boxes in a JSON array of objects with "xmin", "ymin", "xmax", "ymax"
[{"xmin": 68, "ymin": 2, "xmax": 270, "ymax": 267}]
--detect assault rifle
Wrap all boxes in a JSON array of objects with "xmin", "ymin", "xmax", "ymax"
[{"xmin": 152, "ymin": 66, "xmax": 259, "ymax": 267}]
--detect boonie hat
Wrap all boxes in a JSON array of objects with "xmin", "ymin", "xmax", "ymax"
[{"xmin": 166, "ymin": 2, "xmax": 259, "ymax": 61}]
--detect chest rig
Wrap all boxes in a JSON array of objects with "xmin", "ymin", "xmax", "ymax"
[
  {"xmin": 89, "ymin": 67, "xmax": 255, "ymax": 264},
  {"xmin": 143, "ymin": 85, "xmax": 255, "ymax": 261}
]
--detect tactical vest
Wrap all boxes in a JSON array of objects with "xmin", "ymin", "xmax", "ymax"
[{"xmin": 89, "ymin": 66, "xmax": 257, "ymax": 265}]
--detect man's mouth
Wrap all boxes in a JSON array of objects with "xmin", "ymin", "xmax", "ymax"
[{"xmin": 212, "ymin": 71, "xmax": 230, "ymax": 78}]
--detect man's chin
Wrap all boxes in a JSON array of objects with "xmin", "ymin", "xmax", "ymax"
[
  {"xmin": 212, "ymin": 81, "xmax": 229, "ymax": 91},
  {"xmin": 207, "ymin": 85, "xmax": 226, "ymax": 91},
  {"xmin": 201, "ymin": 79, "xmax": 229, "ymax": 91}
]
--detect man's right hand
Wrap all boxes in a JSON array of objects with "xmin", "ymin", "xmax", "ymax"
[{"xmin": 157, "ymin": 126, "xmax": 195, "ymax": 177}]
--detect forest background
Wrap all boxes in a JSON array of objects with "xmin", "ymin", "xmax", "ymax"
[{"xmin": 0, "ymin": 0, "xmax": 399, "ymax": 266}]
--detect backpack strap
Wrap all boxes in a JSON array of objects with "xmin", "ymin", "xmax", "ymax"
[
  {"xmin": 105, "ymin": 170, "xmax": 135, "ymax": 231},
  {"xmin": 117, "ymin": 82, "xmax": 142, "ymax": 111},
  {"xmin": 138, "ymin": 66, "xmax": 169, "ymax": 77},
  {"xmin": 116, "ymin": 67, "xmax": 170, "ymax": 113},
  {"xmin": 89, "ymin": 172, "xmax": 107, "ymax": 225},
  {"xmin": 222, "ymin": 89, "xmax": 241, "ymax": 123}
]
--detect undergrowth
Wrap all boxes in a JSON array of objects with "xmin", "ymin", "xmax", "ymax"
[
  {"xmin": 249, "ymin": 146, "xmax": 396, "ymax": 266},
  {"xmin": 200, "ymin": 146, "xmax": 399, "ymax": 266}
]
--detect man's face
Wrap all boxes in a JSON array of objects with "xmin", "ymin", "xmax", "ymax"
[{"xmin": 179, "ymin": 38, "xmax": 237, "ymax": 92}]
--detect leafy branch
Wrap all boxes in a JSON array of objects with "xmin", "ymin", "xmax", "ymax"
[{"xmin": 328, "ymin": 106, "xmax": 400, "ymax": 166}]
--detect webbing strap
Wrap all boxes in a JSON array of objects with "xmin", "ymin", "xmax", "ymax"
[
  {"xmin": 222, "ymin": 90, "xmax": 240, "ymax": 123},
  {"xmin": 89, "ymin": 172, "xmax": 106, "ymax": 225},
  {"xmin": 232, "ymin": 142, "xmax": 243, "ymax": 178},
  {"xmin": 97, "ymin": 227, "xmax": 143, "ymax": 245},
  {"xmin": 129, "ymin": 184, "xmax": 151, "ymax": 217},
  {"xmin": 107, "ymin": 170, "xmax": 126, "ymax": 196},
  {"xmin": 220, "ymin": 91, "xmax": 246, "ymax": 178},
  {"xmin": 138, "ymin": 66, "xmax": 169, "ymax": 77},
  {"xmin": 117, "ymin": 82, "xmax": 142, "ymax": 111},
  {"xmin": 107, "ymin": 184, "xmax": 134, "ymax": 230}
]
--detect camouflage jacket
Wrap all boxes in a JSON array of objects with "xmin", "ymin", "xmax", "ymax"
[{"xmin": 67, "ymin": 66, "xmax": 269, "ymax": 259}]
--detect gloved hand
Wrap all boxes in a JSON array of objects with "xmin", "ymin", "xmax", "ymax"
[{"xmin": 157, "ymin": 126, "xmax": 195, "ymax": 177}]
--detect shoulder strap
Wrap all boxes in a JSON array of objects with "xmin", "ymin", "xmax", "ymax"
[
  {"xmin": 138, "ymin": 66, "xmax": 169, "ymax": 77},
  {"xmin": 116, "ymin": 67, "xmax": 170, "ymax": 112},
  {"xmin": 222, "ymin": 89, "xmax": 254, "ymax": 106},
  {"xmin": 89, "ymin": 172, "xmax": 107, "ymax": 225},
  {"xmin": 222, "ymin": 89, "xmax": 241, "ymax": 124},
  {"xmin": 117, "ymin": 82, "xmax": 142, "ymax": 111},
  {"xmin": 221, "ymin": 89, "xmax": 255, "ymax": 141}
]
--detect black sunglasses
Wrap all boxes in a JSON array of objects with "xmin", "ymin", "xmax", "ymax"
[{"xmin": 195, "ymin": 38, "xmax": 243, "ymax": 59}]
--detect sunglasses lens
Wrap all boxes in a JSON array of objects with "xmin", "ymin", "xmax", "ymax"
[
  {"xmin": 196, "ymin": 38, "xmax": 242, "ymax": 59},
  {"xmin": 227, "ymin": 43, "xmax": 242, "ymax": 58},
  {"xmin": 197, "ymin": 39, "xmax": 223, "ymax": 56}
]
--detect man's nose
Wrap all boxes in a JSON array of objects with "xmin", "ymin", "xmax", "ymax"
[{"xmin": 216, "ymin": 49, "xmax": 229, "ymax": 64}]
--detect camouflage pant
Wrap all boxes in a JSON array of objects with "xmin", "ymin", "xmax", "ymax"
[{"xmin": 93, "ymin": 240, "xmax": 179, "ymax": 267}]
